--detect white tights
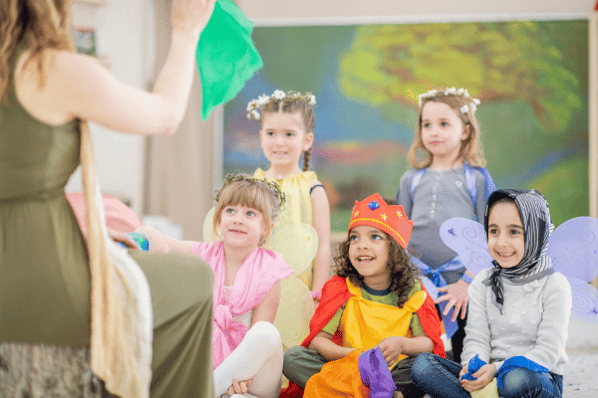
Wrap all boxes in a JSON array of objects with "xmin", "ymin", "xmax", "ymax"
[{"xmin": 214, "ymin": 321, "xmax": 283, "ymax": 398}]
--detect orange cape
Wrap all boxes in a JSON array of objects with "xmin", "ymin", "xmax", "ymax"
[{"xmin": 281, "ymin": 276, "xmax": 445, "ymax": 398}]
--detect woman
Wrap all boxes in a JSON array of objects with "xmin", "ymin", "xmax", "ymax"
[{"xmin": 0, "ymin": 1, "xmax": 216, "ymax": 397}]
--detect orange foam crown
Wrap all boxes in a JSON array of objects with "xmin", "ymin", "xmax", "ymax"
[{"xmin": 349, "ymin": 193, "xmax": 413, "ymax": 249}]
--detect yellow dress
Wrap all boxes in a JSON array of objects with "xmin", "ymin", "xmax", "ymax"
[
  {"xmin": 340, "ymin": 279, "xmax": 427, "ymax": 365},
  {"xmin": 253, "ymin": 168, "xmax": 317, "ymax": 287},
  {"xmin": 303, "ymin": 280, "xmax": 428, "ymax": 398},
  {"xmin": 253, "ymin": 169, "xmax": 319, "ymax": 349}
]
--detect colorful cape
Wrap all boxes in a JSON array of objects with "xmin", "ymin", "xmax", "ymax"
[
  {"xmin": 191, "ymin": 241, "xmax": 293, "ymax": 368},
  {"xmin": 281, "ymin": 275, "xmax": 445, "ymax": 398}
]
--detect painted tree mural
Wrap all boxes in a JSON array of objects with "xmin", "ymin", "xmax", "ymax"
[
  {"xmin": 223, "ymin": 20, "xmax": 589, "ymax": 229},
  {"xmin": 338, "ymin": 21, "xmax": 588, "ymax": 225},
  {"xmin": 340, "ymin": 22, "xmax": 582, "ymax": 131}
]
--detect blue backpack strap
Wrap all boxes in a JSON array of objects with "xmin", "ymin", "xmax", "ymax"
[
  {"xmin": 409, "ymin": 169, "xmax": 426, "ymax": 205},
  {"xmin": 463, "ymin": 162, "xmax": 478, "ymax": 214},
  {"xmin": 479, "ymin": 167, "xmax": 497, "ymax": 201},
  {"xmin": 406, "ymin": 164, "xmax": 495, "ymax": 220},
  {"xmin": 464, "ymin": 161, "xmax": 497, "ymax": 221}
]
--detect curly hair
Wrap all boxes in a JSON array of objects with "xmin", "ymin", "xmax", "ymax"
[{"xmin": 334, "ymin": 231, "xmax": 421, "ymax": 308}]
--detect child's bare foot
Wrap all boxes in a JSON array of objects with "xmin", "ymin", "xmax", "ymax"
[{"xmin": 393, "ymin": 391, "xmax": 404, "ymax": 398}]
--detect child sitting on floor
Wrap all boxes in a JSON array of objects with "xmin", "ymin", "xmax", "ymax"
[
  {"xmin": 137, "ymin": 175, "xmax": 293, "ymax": 398},
  {"xmin": 411, "ymin": 189, "xmax": 572, "ymax": 398},
  {"xmin": 282, "ymin": 193, "xmax": 445, "ymax": 398}
]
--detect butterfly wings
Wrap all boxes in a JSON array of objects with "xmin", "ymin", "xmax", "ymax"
[
  {"xmin": 440, "ymin": 217, "xmax": 598, "ymax": 323},
  {"xmin": 546, "ymin": 217, "xmax": 598, "ymax": 323},
  {"xmin": 439, "ymin": 218, "xmax": 493, "ymax": 275}
]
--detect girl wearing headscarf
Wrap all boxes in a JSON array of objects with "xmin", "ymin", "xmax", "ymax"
[{"xmin": 410, "ymin": 189, "xmax": 572, "ymax": 398}]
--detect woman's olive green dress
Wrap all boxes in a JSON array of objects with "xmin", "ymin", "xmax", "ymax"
[{"xmin": 0, "ymin": 46, "xmax": 214, "ymax": 397}]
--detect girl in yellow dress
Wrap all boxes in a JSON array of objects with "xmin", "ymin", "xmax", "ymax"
[{"xmin": 248, "ymin": 90, "xmax": 331, "ymax": 302}]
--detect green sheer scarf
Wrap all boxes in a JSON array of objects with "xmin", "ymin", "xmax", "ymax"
[{"xmin": 196, "ymin": 0, "xmax": 263, "ymax": 121}]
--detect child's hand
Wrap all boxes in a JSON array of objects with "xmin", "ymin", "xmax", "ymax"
[
  {"xmin": 458, "ymin": 363, "xmax": 469, "ymax": 379},
  {"xmin": 435, "ymin": 279, "xmax": 469, "ymax": 321},
  {"xmin": 227, "ymin": 377, "xmax": 253, "ymax": 395},
  {"xmin": 377, "ymin": 336, "xmax": 405, "ymax": 366},
  {"xmin": 107, "ymin": 228, "xmax": 138, "ymax": 249},
  {"xmin": 460, "ymin": 364, "xmax": 497, "ymax": 392},
  {"xmin": 313, "ymin": 298, "xmax": 320, "ymax": 310},
  {"xmin": 135, "ymin": 226, "xmax": 169, "ymax": 253}
]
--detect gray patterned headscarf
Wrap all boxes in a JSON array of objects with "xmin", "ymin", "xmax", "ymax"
[{"xmin": 483, "ymin": 189, "xmax": 554, "ymax": 311}]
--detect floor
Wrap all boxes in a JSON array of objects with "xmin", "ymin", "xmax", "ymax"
[{"xmin": 563, "ymin": 347, "xmax": 598, "ymax": 398}]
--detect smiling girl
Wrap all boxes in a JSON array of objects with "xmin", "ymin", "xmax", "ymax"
[
  {"xmin": 282, "ymin": 194, "xmax": 445, "ymax": 398},
  {"xmin": 411, "ymin": 189, "xmax": 572, "ymax": 398},
  {"xmin": 396, "ymin": 87, "xmax": 496, "ymax": 361},
  {"xmin": 248, "ymin": 90, "xmax": 331, "ymax": 304},
  {"xmin": 136, "ymin": 175, "xmax": 293, "ymax": 398}
]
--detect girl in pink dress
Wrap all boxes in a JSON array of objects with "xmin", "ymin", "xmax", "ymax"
[{"xmin": 137, "ymin": 175, "xmax": 293, "ymax": 398}]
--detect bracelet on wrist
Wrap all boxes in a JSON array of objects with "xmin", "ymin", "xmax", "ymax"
[{"xmin": 460, "ymin": 273, "xmax": 473, "ymax": 284}]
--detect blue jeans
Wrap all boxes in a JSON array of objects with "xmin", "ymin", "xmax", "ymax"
[{"xmin": 411, "ymin": 352, "xmax": 563, "ymax": 398}]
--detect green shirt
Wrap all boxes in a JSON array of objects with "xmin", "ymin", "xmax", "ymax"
[{"xmin": 322, "ymin": 280, "xmax": 424, "ymax": 336}]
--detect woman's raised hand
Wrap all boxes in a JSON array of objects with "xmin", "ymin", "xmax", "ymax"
[{"xmin": 171, "ymin": 0, "xmax": 217, "ymax": 39}]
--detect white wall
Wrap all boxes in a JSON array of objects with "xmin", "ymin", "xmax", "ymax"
[
  {"xmin": 237, "ymin": 0, "xmax": 593, "ymax": 22},
  {"xmin": 67, "ymin": 0, "xmax": 153, "ymax": 215}
]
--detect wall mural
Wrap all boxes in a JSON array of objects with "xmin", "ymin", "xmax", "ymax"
[{"xmin": 223, "ymin": 19, "xmax": 588, "ymax": 231}]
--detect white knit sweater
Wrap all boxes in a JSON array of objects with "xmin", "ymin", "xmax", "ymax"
[{"xmin": 461, "ymin": 268, "xmax": 572, "ymax": 375}]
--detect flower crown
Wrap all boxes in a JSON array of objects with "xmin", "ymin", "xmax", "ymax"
[
  {"xmin": 418, "ymin": 87, "xmax": 481, "ymax": 114},
  {"xmin": 246, "ymin": 90, "xmax": 316, "ymax": 121},
  {"xmin": 216, "ymin": 173, "xmax": 286, "ymax": 210}
]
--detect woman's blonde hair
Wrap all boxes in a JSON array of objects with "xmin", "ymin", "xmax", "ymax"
[
  {"xmin": 213, "ymin": 176, "xmax": 284, "ymax": 245},
  {"xmin": 0, "ymin": 0, "xmax": 74, "ymax": 102},
  {"xmin": 408, "ymin": 89, "xmax": 486, "ymax": 169}
]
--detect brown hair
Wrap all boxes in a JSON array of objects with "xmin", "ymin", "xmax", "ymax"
[
  {"xmin": 0, "ymin": 0, "xmax": 74, "ymax": 102},
  {"xmin": 334, "ymin": 230, "xmax": 421, "ymax": 308},
  {"xmin": 213, "ymin": 177, "xmax": 283, "ymax": 245},
  {"xmin": 407, "ymin": 89, "xmax": 486, "ymax": 169},
  {"xmin": 260, "ymin": 96, "xmax": 315, "ymax": 171}
]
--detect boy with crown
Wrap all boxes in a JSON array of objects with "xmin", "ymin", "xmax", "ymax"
[{"xmin": 281, "ymin": 194, "xmax": 444, "ymax": 398}]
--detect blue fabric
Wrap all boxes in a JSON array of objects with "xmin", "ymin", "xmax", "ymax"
[
  {"xmin": 358, "ymin": 347, "xmax": 396, "ymax": 398},
  {"xmin": 411, "ymin": 256, "xmax": 464, "ymax": 337},
  {"xmin": 461, "ymin": 354, "xmax": 549, "ymax": 389},
  {"xmin": 127, "ymin": 232, "xmax": 149, "ymax": 251},
  {"xmin": 460, "ymin": 354, "xmax": 488, "ymax": 381},
  {"xmin": 196, "ymin": 0, "xmax": 263, "ymax": 121},
  {"xmin": 411, "ymin": 256, "xmax": 464, "ymax": 290},
  {"xmin": 478, "ymin": 166, "xmax": 497, "ymax": 202},
  {"xmin": 412, "ymin": 353, "xmax": 562, "ymax": 398},
  {"xmin": 495, "ymin": 356, "xmax": 549, "ymax": 389}
]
